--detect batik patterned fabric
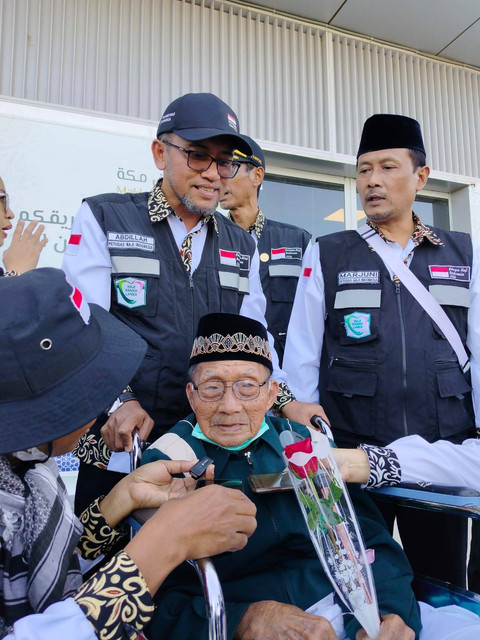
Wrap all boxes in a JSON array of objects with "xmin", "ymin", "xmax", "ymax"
[
  {"xmin": 272, "ymin": 381, "xmax": 297, "ymax": 414},
  {"xmin": 357, "ymin": 444, "xmax": 401, "ymax": 488},
  {"xmin": 77, "ymin": 496, "xmax": 126, "ymax": 560},
  {"xmin": 148, "ymin": 180, "xmax": 218, "ymax": 273},
  {"xmin": 367, "ymin": 213, "xmax": 444, "ymax": 284},
  {"xmin": 73, "ymin": 551, "xmax": 155, "ymax": 640},
  {"xmin": 247, "ymin": 209, "xmax": 266, "ymax": 239},
  {"xmin": 73, "ymin": 432, "xmax": 111, "ymax": 469}
]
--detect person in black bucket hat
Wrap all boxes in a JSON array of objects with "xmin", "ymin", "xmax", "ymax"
[
  {"xmin": 62, "ymin": 91, "xmax": 306, "ymax": 518},
  {"xmin": 0, "ymin": 268, "xmax": 256, "ymax": 639}
]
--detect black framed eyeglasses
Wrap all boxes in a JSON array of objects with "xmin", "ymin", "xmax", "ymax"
[
  {"xmin": 192, "ymin": 377, "xmax": 270, "ymax": 402},
  {"xmin": 0, "ymin": 191, "xmax": 9, "ymax": 212},
  {"xmin": 163, "ymin": 140, "xmax": 240, "ymax": 178}
]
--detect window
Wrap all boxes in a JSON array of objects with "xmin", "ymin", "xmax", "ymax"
[{"xmin": 260, "ymin": 176, "xmax": 345, "ymax": 238}]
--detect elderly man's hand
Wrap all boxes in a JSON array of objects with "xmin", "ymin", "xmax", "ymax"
[
  {"xmin": 356, "ymin": 614, "xmax": 415, "ymax": 640},
  {"xmin": 281, "ymin": 400, "xmax": 330, "ymax": 429},
  {"xmin": 101, "ymin": 400, "xmax": 154, "ymax": 452},
  {"xmin": 234, "ymin": 601, "xmax": 338, "ymax": 640}
]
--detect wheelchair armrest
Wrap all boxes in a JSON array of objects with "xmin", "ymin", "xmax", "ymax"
[
  {"xmin": 369, "ymin": 484, "xmax": 480, "ymax": 519},
  {"xmin": 413, "ymin": 573, "xmax": 480, "ymax": 616}
]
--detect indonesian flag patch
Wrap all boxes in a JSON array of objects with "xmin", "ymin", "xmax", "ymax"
[
  {"xmin": 429, "ymin": 265, "xmax": 471, "ymax": 282},
  {"xmin": 219, "ymin": 249, "xmax": 250, "ymax": 271},
  {"xmin": 64, "ymin": 233, "xmax": 82, "ymax": 256},
  {"xmin": 69, "ymin": 284, "xmax": 91, "ymax": 324},
  {"xmin": 271, "ymin": 247, "xmax": 302, "ymax": 261}
]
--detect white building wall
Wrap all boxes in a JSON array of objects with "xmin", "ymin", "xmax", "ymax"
[{"xmin": 1, "ymin": 0, "xmax": 479, "ymax": 180}]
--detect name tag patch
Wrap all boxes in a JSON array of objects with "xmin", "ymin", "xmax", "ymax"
[
  {"xmin": 429, "ymin": 265, "xmax": 471, "ymax": 282},
  {"xmin": 108, "ymin": 232, "xmax": 155, "ymax": 252},
  {"xmin": 114, "ymin": 278, "xmax": 147, "ymax": 308},
  {"xmin": 338, "ymin": 270, "xmax": 380, "ymax": 286},
  {"xmin": 219, "ymin": 249, "xmax": 250, "ymax": 271},
  {"xmin": 344, "ymin": 312, "xmax": 371, "ymax": 339},
  {"xmin": 271, "ymin": 247, "xmax": 302, "ymax": 261}
]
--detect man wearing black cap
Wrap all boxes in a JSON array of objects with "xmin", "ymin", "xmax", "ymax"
[
  {"xmin": 62, "ymin": 92, "xmax": 299, "ymax": 514},
  {"xmin": 220, "ymin": 135, "xmax": 311, "ymax": 365},
  {"xmin": 283, "ymin": 114, "xmax": 480, "ymax": 588}
]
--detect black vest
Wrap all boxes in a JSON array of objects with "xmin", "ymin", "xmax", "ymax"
[
  {"xmin": 318, "ymin": 228, "xmax": 474, "ymax": 447},
  {"xmin": 257, "ymin": 219, "xmax": 311, "ymax": 364},
  {"xmin": 87, "ymin": 192, "xmax": 256, "ymax": 436}
]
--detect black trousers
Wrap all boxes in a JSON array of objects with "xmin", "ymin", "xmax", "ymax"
[{"xmin": 374, "ymin": 498, "xmax": 468, "ymax": 588}]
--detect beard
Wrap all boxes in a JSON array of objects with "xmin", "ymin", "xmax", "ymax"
[
  {"xmin": 177, "ymin": 192, "xmax": 218, "ymax": 217},
  {"xmin": 163, "ymin": 161, "xmax": 219, "ymax": 217}
]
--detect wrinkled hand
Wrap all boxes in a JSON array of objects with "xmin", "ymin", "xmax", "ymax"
[
  {"xmin": 234, "ymin": 601, "xmax": 338, "ymax": 640},
  {"xmin": 356, "ymin": 614, "xmax": 415, "ymax": 640},
  {"xmin": 281, "ymin": 400, "xmax": 330, "ymax": 429},
  {"xmin": 126, "ymin": 482, "xmax": 257, "ymax": 595},
  {"xmin": 3, "ymin": 220, "xmax": 48, "ymax": 273},
  {"xmin": 101, "ymin": 400, "xmax": 154, "ymax": 452}
]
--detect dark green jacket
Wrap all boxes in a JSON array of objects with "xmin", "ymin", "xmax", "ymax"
[{"xmin": 142, "ymin": 415, "xmax": 421, "ymax": 640}]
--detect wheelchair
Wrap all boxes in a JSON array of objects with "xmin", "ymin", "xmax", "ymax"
[{"xmin": 128, "ymin": 432, "xmax": 480, "ymax": 639}]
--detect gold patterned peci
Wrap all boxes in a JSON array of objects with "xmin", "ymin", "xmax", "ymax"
[{"xmin": 191, "ymin": 331, "xmax": 272, "ymax": 362}]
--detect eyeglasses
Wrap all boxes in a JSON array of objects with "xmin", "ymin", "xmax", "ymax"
[
  {"xmin": 192, "ymin": 377, "xmax": 270, "ymax": 402},
  {"xmin": 163, "ymin": 140, "xmax": 240, "ymax": 178},
  {"xmin": 0, "ymin": 191, "xmax": 9, "ymax": 213}
]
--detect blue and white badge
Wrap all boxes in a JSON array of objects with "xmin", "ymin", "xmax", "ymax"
[
  {"xmin": 114, "ymin": 278, "xmax": 147, "ymax": 308},
  {"xmin": 344, "ymin": 312, "xmax": 371, "ymax": 339}
]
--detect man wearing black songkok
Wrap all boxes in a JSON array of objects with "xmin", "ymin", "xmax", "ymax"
[{"xmin": 283, "ymin": 113, "xmax": 479, "ymax": 589}]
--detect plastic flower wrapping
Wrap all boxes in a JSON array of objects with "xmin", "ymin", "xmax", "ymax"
[{"xmin": 281, "ymin": 430, "xmax": 381, "ymax": 639}]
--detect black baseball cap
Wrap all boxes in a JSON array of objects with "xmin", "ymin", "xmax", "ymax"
[
  {"xmin": 233, "ymin": 135, "xmax": 266, "ymax": 169},
  {"xmin": 157, "ymin": 93, "xmax": 252, "ymax": 154}
]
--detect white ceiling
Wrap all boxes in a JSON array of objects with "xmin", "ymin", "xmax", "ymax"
[{"xmin": 247, "ymin": 0, "xmax": 480, "ymax": 69}]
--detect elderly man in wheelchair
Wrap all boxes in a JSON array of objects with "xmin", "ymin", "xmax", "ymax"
[{"xmin": 136, "ymin": 312, "xmax": 480, "ymax": 640}]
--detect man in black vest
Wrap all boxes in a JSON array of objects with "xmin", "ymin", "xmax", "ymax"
[
  {"xmin": 220, "ymin": 135, "xmax": 311, "ymax": 365},
  {"xmin": 282, "ymin": 114, "xmax": 479, "ymax": 588},
  {"xmin": 62, "ymin": 93, "xmax": 311, "ymax": 514}
]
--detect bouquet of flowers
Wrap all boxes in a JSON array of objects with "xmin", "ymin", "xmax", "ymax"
[{"xmin": 281, "ymin": 430, "xmax": 381, "ymax": 639}]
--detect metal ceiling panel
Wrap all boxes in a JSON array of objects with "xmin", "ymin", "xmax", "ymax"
[
  {"xmin": 330, "ymin": 0, "xmax": 480, "ymax": 59},
  {"xmin": 239, "ymin": 0, "xmax": 345, "ymax": 23},
  {"xmin": 441, "ymin": 19, "xmax": 480, "ymax": 68}
]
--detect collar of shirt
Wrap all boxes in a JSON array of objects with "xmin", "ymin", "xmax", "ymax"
[
  {"xmin": 366, "ymin": 212, "xmax": 444, "ymax": 248},
  {"xmin": 147, "ymin": 179, "xmax": 219, "ymax": 235},
  {"xmin": 227, "ymin": 209, "xmax": 266, "ymax": 240}
]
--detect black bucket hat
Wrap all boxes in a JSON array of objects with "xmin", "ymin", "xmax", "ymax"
[{"xmin": 0, "ymin": 268, "xmax": 147, "ymax": 454}]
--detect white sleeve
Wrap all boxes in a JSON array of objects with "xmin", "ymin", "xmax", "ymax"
[
  {"xmin": 389, "ymin": 435, "xmax": 480, "ymax": 491},
  {"xmin": 61, "ymin": 202, "xmax": 112, "ymax": 309},
  {"xmin": 4, "ymin": 598, "xmax": 96, "ymax": 640},
  {"xmin": 467, "ymin": 244, "xmax": 480, "ymax": 426},
  {"xmin": 239, "ymin": 247, "xmax": 287, "ymax": 385},
  {"xmin": 282, "ymin": 242, "xmax": 325, "ymax": 403}
]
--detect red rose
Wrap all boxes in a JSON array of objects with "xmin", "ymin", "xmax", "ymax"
[{"xmin": 284, "ymin": 437, "xmax": 319, "ymax": 479}]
